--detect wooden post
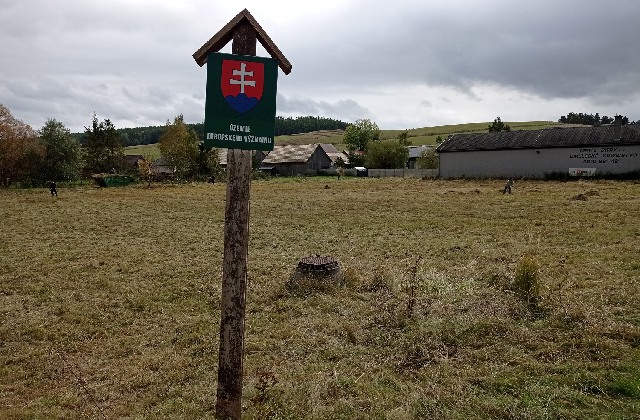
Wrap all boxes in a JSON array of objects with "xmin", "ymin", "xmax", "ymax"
[
  {"xmin": 215, "ymin": 20, "xmax": 255, "ymax": 420},
  {"xmin": 193, "ymin": 9, "xmax": 291, "ymax": 419}
]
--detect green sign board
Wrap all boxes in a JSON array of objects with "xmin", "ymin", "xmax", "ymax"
[{"xmin": 204, "ymin": 52, "xmax": 278, "ymax": 151}]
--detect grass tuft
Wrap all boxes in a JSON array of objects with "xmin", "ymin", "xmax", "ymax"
[{"xmin": 514, "ymin": 253, "xmax": 542, "ymax": 307}]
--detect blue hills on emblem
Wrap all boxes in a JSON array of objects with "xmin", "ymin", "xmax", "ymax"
[{"xmin": 225, "ymin": 93, "xmax": 259, "ymax": 114}]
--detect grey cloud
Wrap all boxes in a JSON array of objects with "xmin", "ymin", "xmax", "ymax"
[
  {"xmin": 421, "ymin": 100, "xmax": 433, "ymax": 108},
  {"xmin": 284, "ymin": 0, "xmax": 640, "ymax": 102},
  {"xmin": 1, "ymin": 0, "xmax": 639, "ymax": 132},
  {"xmin": 277, "ymin": 94, "xmax": 372, "ymax": 122}
]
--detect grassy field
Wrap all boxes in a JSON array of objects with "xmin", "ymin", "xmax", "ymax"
[
  {"xmin": 2, "ymin": 177, "xmax": 639, "ymax": 419},
  {"xmin": 124, "ymin": 144, "xmax": 162, "ymax": 160}
]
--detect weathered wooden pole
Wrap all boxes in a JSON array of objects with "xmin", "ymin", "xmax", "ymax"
[
  {"xmin": 214, "ymin": 22, "xmax": 256, "ymax": 420},
  {"xmin": 192, "ymin": 9, "xmax": 291, "ymax": 419}
]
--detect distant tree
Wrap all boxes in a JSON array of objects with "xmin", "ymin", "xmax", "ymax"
[
  {"xmin": 117, "ymin": 125, "xmax": 165, "ymax": 146},
  {"xmin": 38, "ymin": 119, "xmax": 83, "ymax": 182},
  {"xmin": 417, "ymin": 148, "xmax": 438, "ymax": 169},
  {"xmin": 435, "ymin": 135, "xmax": 444, "ymax": 144},
  {"xmin": 159, "ymin": 115, "xmax": 199, "ymax": 179},
  {"xmin": 365, "ymin": 140, "xmax": 408, "ymax": 169},
  {"xmin": 600, "ymin": 115, "xmax": 614, "ymax": 125},
  {"xmin": 347, "ymin": 151, "xmax": 366, "ymax": 167},
  {"xmin": 344, "ymin": 119, "xmax": 381, "ymax": 151},
  {"xmin": 209, "ymin": 148, "xmax": 228, "ymax": 181},
  {"xmin": 274, "ymin": 116, "xmax": 349, "ymax": 136},
  {"xmin": 488, "ymin": 117, "xmax": 511, "ymax": 133},
  {"xmin": 558, "ymin": 112, "xmax": 629, "ymax": 126},
  {"xmin": 561, "ymin": 112, "xmax": 593, "ymax": 125},
  {"xmin": 83, "ymin": 113, "xmax": 125, "ymax": 174},
  {"xmin": 137, "ymin": 155, "xmax": 155, "ymax": 188},
  {"xmin": 0, "ymin": 104, "xmax": 44, "ymax": 186},
  {"xmin": 397, "ymin": 130, "xmax": 412, "ymax": 146},
  {"xmin": 195, "ymin": 143, "xmax": 224, "ymax": 181}
]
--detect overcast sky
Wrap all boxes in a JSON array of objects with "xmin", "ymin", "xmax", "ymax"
[{"xmin": 2, "ymin": 0, "xmax": 639, "ymax": 133}]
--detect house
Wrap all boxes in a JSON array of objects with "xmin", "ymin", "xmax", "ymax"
[
  {"xmin": 406, "ymin": 145, "xmax": 434, "ymax": 169},
  {"xmin": 436, "ymin": 116, "xmax": 640, "ymax": 179},
  {"xmin": 124, "ymin": 154, "xmax": 145, "ymax": 169},
  {"xmin": 260, "ymin": 144, "xmax": 333, "ymax": 176},
  {"xmin": 319, "ymin": 144, "xmax": 349, "ymax": 166},
  {"xmin": 150, "ymin": 158, "xmax": 175, "ymax": 179}
]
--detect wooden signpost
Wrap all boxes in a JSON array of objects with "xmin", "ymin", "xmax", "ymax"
[{"xmin": 193, "ymin": 9, "xmax": 291, "ymax": 419}]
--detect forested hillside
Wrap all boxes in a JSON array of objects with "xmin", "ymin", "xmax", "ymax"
[
  {"xmin": 72, "ymin": 116, "xmax": 348, "ymax": 146},
  {"xmin": 274, "ymin": 116, "xmax": 348, "ymax": 135}
]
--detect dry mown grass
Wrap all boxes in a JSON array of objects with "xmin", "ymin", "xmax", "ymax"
[{"xmin": 1, "ymin": 178, "xmax": 639, "ymax": 419}]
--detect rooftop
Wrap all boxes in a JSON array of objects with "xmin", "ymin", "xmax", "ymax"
[
  {"xmin": 262, "ymin": 144, "xmax": 319, "ymax": 164},
  {"xmin": 437, "ymin": 125, "xmax": 640, "ymax": 153}
]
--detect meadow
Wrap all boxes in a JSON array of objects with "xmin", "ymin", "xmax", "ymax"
[
  {"xmin": 1, "ymin": 177, "xmax": 639, "ymax": 419},
  {"xmin": 270, "ymin": 121, "xmax": 573, "ymax": 148}
]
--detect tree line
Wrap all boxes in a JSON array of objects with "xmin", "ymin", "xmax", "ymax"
[
  {"xmin": 0, "ymin": 104, "xmax": 352, "ymax": 187},
  {"xmin": 274, "ymin": 116, "xmax": 348, "ymax": 136},
  {"xmin": 558, "ymin": 112, "xmax": 638, "ymax": 126},
  {"xmin": 1, "ymin": 105, "xmax": 83, "ymax": 187},
  {"xmin": 0, "ymin": 106, "xmax": 220, "ymax": 187}
]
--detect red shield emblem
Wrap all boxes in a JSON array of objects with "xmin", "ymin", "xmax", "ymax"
[{"xmin": 221, "ymin": 59, "xmax": 264, "ymax": 113}]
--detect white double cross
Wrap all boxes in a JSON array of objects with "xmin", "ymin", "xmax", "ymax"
[{"xmin": 229, "ymin": 63, "xmax": 255, "ymax": 94}]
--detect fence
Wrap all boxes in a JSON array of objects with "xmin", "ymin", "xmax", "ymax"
[{"xmin": 367, "ymin": 168, "xmax": 438, "ymax": 178}]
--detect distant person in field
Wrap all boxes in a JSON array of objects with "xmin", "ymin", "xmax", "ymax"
[
  {"xmin": 49, "ymin": 181, "xmax": 58, "ymax": 197},
  {"xmin": 503, "ymin": 178, "xmax": 514, "ymax": 194}
]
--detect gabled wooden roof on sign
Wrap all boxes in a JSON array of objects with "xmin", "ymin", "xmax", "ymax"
[
  {"xmin": 193, "ymin": 8, "xmax": 292, "ymax": 75},
  {"xmin": 436, "ymin": 125, "xmax": 640, "ymax": 153}
]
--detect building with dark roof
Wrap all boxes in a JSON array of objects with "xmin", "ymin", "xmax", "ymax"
[
  {"xmin": 436, "ymin": 117, "xmax": 640, "ymax": 178},
  {"xmin": 407, "ymin": 145, "xmax": 434, "ymax": 169},
  {"xmin": 260, "ymin": 144, "xmax": 333, "ymax": 176},
  {"xmin": 150, "ymin": 157, "xmax": 174, "ymax": 179},
  {"xmin": 319, "ymin": 143, "xmax": 349, "ymax": 166},
  {"xmin": 124, "ymin": 154, "xmax": 145, "ymax": 169}
]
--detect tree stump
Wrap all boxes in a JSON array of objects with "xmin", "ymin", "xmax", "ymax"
[{"xmin": 287, "ymin": 255, "xmax": 343, "ymax": 295}]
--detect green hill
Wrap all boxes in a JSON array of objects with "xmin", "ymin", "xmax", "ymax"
[
  {"xmin": 269, "ymin": 121, "xmax": 567, "ymax": 151},
  {"xmin": 380, "ymin": 121, "xmax": 568, "ymax": 145}
]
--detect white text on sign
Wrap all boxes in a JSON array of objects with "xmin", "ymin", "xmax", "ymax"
[
  {"xmin": 229, "ymin": 124, "xmax": 251, "ymax": 132},
  {"xmin": 206, "ymin": 132, "xmax": 272, "ymax": 144}
]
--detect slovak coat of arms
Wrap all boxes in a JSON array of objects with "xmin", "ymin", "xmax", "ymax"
[{"xmin": 220, "ymin": 59, "xmax": 264, "ymax": 113}]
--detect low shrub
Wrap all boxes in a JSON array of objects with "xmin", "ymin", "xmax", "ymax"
[{"xmin": 514, "ymin": 253, "xmax": 541, "ymax": 307}]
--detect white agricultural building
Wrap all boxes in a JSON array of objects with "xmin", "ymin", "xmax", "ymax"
[{"xmin": 437, "ymin": 117, "xmax": 640, "ymax": 179}]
